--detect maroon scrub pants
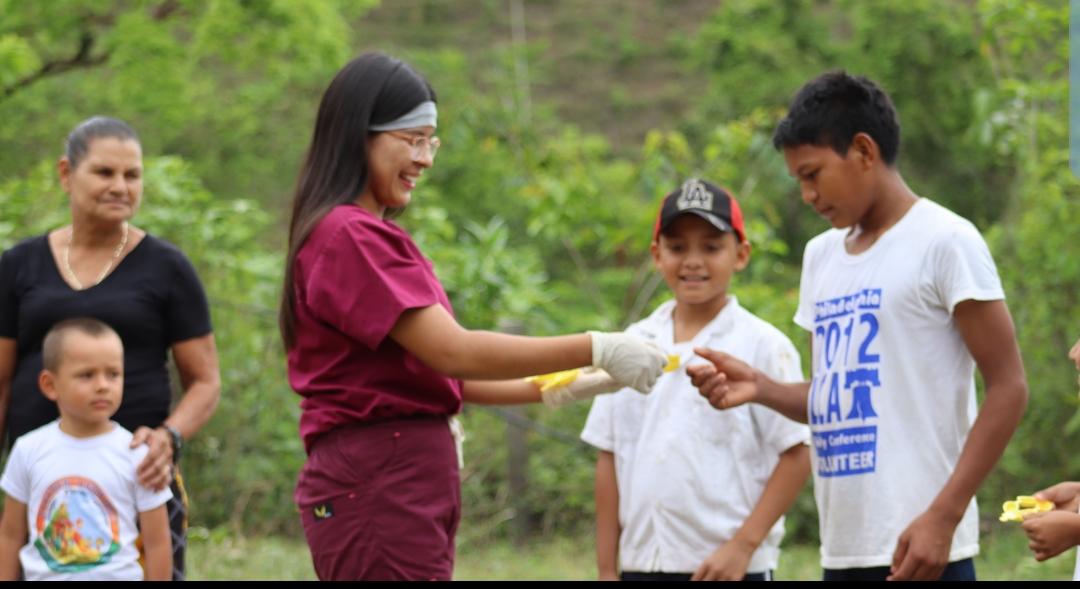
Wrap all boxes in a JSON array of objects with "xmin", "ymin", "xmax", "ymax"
[{"xmin": 296, "ymin": 415, "xmax": 461, "ymax": 580}]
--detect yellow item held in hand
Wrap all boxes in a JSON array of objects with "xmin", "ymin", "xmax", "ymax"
[
  {"xmin": 526, "ymin": 369, "xmax": 582, "ymax": 392},
  {"xmin": 999, "ymin": 495, "xmax": 1054, "ymax": 522},
  {"xmin": 528, "ymin": 355, "xmax": 678, "ymax": 393}
]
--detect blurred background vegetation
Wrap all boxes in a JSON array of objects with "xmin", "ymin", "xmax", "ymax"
[{"xmin": 1, "ymin": 0, "xmax": 1077, "ymax": 579}]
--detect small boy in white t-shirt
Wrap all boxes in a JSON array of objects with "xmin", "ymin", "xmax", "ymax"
[
  {"xmin": 0, "ymin": 317, "xmax": 172, "ymax": 581},
  {"xmin": 581, "ymin": 179, "xmax": 811, "ymax": 581}
]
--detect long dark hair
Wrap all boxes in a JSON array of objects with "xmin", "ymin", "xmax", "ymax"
[{"xmin": 280, "ymin": 53, "xmax": 437, "ymax": 348}]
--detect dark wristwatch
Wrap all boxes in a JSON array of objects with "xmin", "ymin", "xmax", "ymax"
[{"xmin": 161, "ymin": 425, "xmax": 183, "ymax": 463}]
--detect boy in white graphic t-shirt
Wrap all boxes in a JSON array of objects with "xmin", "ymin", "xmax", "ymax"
[
  {"xmin": 581, "ymin": 179, "xmax": 811, "ymax": 581},
  {"xmin": 0, "ymin": 318, "xmax": 172, "ymax": 580},
  {"xmin": 689, "ymin": 71, "xmax": 1029, "ymax": 581}
]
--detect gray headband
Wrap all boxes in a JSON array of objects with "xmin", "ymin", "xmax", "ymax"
[{"xmin": 369, "ymin": 101, "xmax": 437, "ymax": 131}]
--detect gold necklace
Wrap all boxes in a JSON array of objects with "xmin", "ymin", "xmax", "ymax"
[{"xmin": 64, "ymin": 222, "xmax": 129, "ymax": 290}]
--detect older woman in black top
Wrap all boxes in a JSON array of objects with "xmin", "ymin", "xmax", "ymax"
[{"xmin": 0, "ymin": 116, "xmax": 221, "ymax": 581}]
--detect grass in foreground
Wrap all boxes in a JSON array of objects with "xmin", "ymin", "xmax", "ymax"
[{"xmin": 186, "ymin": 524, "xmax": 1077, "ymax": 580}]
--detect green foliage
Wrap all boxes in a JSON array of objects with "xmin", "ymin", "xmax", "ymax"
[
  {"xmin": 974, "ymin": 0, "xmax": 1079, "ymax": 504},
  {"xmin": 411, "ymin": 212, "xmax": 552, "ymax": 331},
  {"xmin": 0, "ymin": 160, "xmax": 68, "ymax": 245},
  {"xmin": 0, "ymin": 34, "xmax": 39, "ymax": 88},
  {"xmin": 0, "ymin": 0, "xmax": 369, "ymax": 212},
  {"xmin": 682, "ymin": 0, "xmax": 837, "ymax": 125},
  {"xmin": 684, "ymin": 0, "xmax": 1005, "ymax": 232}
]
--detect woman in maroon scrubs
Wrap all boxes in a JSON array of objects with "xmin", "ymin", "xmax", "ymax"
[{"xmin": 280, "ymin": 52, "xmax": 667, "ymax": 581}]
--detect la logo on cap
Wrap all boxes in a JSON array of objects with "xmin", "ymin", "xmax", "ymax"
[{"xmin": 676, "ymin": 179, "xmax": 713, "ymax": 212}]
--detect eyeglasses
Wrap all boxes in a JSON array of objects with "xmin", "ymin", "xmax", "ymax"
[{"xmin": 384, "ymin": 131, "xmax": 441, "ymax": 160}]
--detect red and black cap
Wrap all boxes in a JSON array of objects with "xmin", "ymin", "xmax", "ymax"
[{"xmin": 652, "ymin": 178, "xmax": 746, "ymax": 243}]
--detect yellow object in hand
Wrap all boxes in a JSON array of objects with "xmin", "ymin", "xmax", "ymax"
[
  {"xmin": 999, "ymin": 495, "xmax": 1054, "ymax": 522},
  {"xmin": 526, "ymin": 369, "xmax": 582, "ymax": 392},
  {"xmin": 529, "ymin": 355, "xmax": 678, "ymax": 393}
]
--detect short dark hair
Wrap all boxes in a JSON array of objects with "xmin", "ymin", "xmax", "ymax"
[
  {"xmin": 279, "ymin": 52, "xmax": 437, "ymax": 349},
  {"xmin": 64, "ymin": 116, "xmax": 140, "ymax": 168},
  {"xmin": 41, "ymin": 318, "xmax": 121, "ymax": 373},
  {"xmin": 772, "ymin": 71, "xmax": 901, "ymax": 165}
]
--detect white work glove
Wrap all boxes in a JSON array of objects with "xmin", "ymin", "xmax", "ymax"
[
  {"xmin": 588, "ymin": 331, "xmax": 667, "ymax": 394},
  {"xmin": 540, "ymin": 368, "xmax": 623, "ymax": 409}
]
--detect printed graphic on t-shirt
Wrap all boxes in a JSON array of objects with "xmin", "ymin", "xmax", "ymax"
[
  {"xmin": 33, "ymin": 476, "xmax": 121, "ymax": 572},
  {"xmin": 808, "ymin": 288, "xmax": 882, "ymax": 478}
]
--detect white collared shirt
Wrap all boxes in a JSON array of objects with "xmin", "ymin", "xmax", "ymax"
[{"xmin": 581, "ymin": 296, "xmax": 808, "ymax": 574}]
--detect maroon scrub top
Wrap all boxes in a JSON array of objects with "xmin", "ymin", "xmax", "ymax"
[{"xmin": 288, "ymin": 204, "xmax": 463, "ymax": 452}]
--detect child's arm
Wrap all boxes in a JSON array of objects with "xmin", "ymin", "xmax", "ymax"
[
  {"xmin": 0, "ymin": 496, "xmax": 27, "ymax": 581},
  {"xmin": 462, "ymin": 369, "xmax": 622, "ymax": 407},
  {"xmin": 138, "ymin": 505, "xmax": 172, "ymax": 581},
  {"xmin": 889, "ymin": 299, "xmax": 1028, "ymax": 581},
  {"xmin": 692, "ymin": 443, "xmax": 811, "ymax": 581},
  {"xmin": 595, "ymin": 450, "xmax": 620, "ymax": 581},
  {"xmin": 1021, "ymin": 510, "xmax": 1080, "ymax": 561}
]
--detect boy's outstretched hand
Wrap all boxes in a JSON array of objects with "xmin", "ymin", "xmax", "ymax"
[{"xmin": 687, "ymin": 347, "xmax": 758, "ymax": 410}]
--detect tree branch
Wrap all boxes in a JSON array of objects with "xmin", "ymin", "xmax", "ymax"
[
  {"xmin": 1, "ymin": 32, "xmax": 109, "ymax": 101},
  {"xmin": 1, "ymin": 0, "xmax": 180, "ymax": 101},
  {"xmin": 152, "ymin": 0, "xmax": 181, "ymax": 21}
]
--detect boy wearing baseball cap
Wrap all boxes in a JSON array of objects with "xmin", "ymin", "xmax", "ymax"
[{"xmin": 580, "ymin": 178, "xmax": 811, "ymax": 581}]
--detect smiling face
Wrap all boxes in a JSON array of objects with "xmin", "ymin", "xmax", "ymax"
[
  {"xmin": 357, "ymin": 126, "xmax": 436, "ymax": 215},
  {"xmin": 651, "ymin": 215, "xmax": 750, "ymax": 312},
  {"xmin": 59, "ymin": 137, "xmax": 143, "ymax": 225},
  {"xmin": 39, "ymin": 330, "xmax": 124, "ymax": 436},
  {"xmin": 782, "ymin": 139, "xmax": 877, "ymax": 230}
]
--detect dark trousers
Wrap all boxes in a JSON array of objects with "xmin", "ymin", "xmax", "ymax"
[
  {"xmin": 823, "ymin": 558, "xmax": 976, "ymax": 581},
  {"xmin": 297, "ymin": 417, "xmax": 461, "ymax": 581}
]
